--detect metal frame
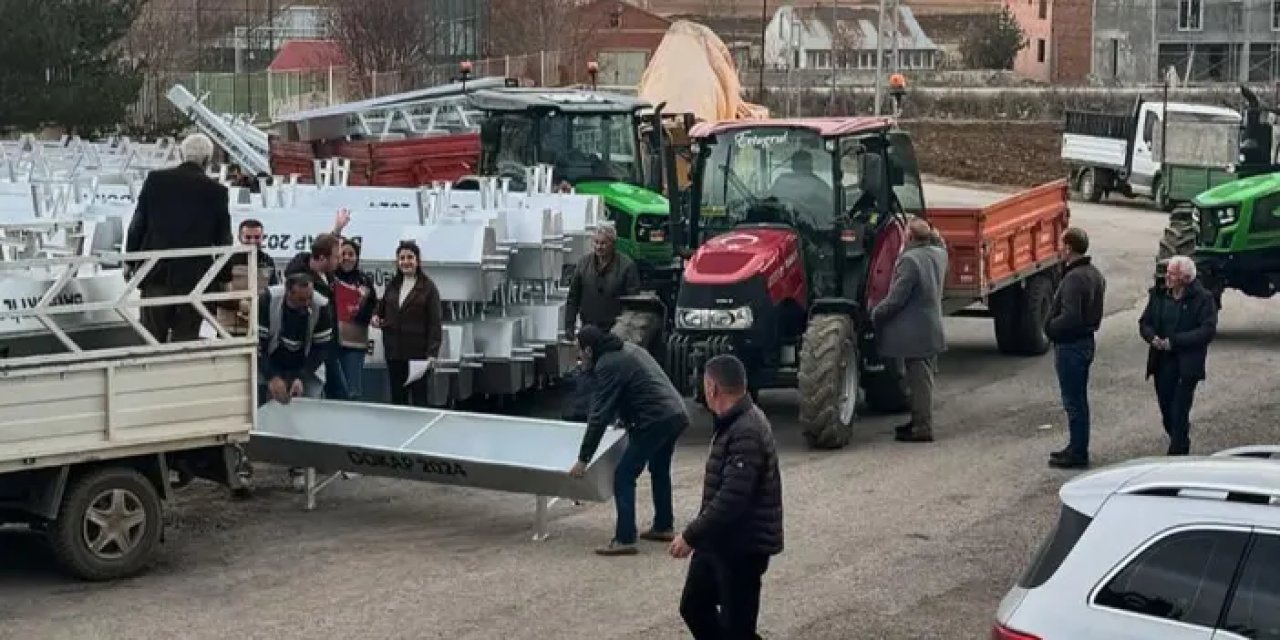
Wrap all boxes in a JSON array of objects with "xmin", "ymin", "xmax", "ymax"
[{"xmin": 167, "ymin": 84, "xmax": 271, "ymax": 175}]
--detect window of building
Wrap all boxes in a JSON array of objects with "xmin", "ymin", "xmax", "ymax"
[
  {"xmin": 1037, "ymin": 39, "xmax": 1046, "ymax": 63},
  {"xmin": 1274, "ymin": 0, "xmax": 1280, "ymax": 30},
  {"xmin": 1094, "ymin": 529, "xmax": 1248, "ymax": 629},
  {"xmin": 609, "ymin": 9, "xmax": 622, "ymax": 29},
  {"xmin": 1038, "ymin": 0, "xmax": 1047, "ymax": 20},
  {"xmin": 1178, "ymin": 0, "xmax": 1203, "ymax": 31},
  {"xmin": 1221, "ymin": 533, "xmax": 1280, "ymax": 640}
]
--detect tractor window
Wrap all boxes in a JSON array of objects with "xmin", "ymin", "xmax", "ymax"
[
  {"xmin": 887, "ymin": 132, "xmax": 926, "ymax": 215},
  {"xmin": 537, "ymin": 113, "xmax": 639, "ymax": 185},
  {"xmin": 1248, "ymin": 193, "xmax": 1280, "ymax": 233},
  {"xmin": 699, "ymin": 128, "xmax": 835, "ymax": 231},
  {"xmin": 838, "ymin": 132, "xmax": 925, "ymax": 217}
]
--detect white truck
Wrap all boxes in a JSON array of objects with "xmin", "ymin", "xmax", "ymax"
[
  {"xmin": 0, "ymin": 245, "xmax": 257, "ymax": 581},
  {"xmin": 1061, "ymin": 98, "xmax": 1241, "ymax": 211}
]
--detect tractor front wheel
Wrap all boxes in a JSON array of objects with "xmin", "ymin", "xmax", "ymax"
[
  {"xmin": 612, "ymin": 309, "xmax": 662, "ymax": 355},
  {"xmin": 798, "ymin": 314, "xmax": 859, "ymax": 450}
]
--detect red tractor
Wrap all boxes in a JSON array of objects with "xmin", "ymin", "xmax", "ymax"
[{"xmin": 658, "ymin": 118, "xmax": 1068, "ymax": 449}]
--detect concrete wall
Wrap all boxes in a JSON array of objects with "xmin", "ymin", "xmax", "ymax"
[{"xmin": 1092, "ymin": 0, "xmax": 1155, "ymax": 84}]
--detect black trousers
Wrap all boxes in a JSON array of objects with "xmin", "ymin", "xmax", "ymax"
[
  {"xmin": 1154, "ymin": 362, "xmax": 1199, "ymax": 456},
  {"xmin": 140, "ymin": 284, "xmax": 203, "ymax": 343},
  {"xmin": 679, "ymin": 550, "xmax": 770, "ymax": 640},
  {"xmin": 385, "ymin": 359, "xmax": 431, "ymax": 407}
]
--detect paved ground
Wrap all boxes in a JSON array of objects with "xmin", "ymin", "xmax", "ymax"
[{"xmin": 4, "ymin": 182, "xmax": 1279, "ymax": 640}]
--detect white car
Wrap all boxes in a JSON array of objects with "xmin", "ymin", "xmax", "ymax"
[{"xmin": 994, "ymin": 446, "xmax": 1280, "ymax": 640}]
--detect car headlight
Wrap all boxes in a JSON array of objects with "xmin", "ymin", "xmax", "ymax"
[
  {"xmin": 1217, "ymin": 207, "xmax": 1237, "ymax": 226},
  {"xmin": 676, "ymin": 306, "xmax": 753, "ymax": 330}
]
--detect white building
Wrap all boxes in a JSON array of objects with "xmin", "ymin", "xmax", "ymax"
[{"xmin": 764, "ymin": 5, "xmax": 942, "ymax": 71}]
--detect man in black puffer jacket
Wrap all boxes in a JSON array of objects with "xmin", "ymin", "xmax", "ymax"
[
  {"xmin": 570, "ymin": 326, "xmax": 689, "ymax": 556},
  {"xmin": 670, "ymin": 354, "xmax": 783, "ymax": 640}
]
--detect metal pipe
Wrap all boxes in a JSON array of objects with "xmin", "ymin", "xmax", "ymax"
[{"xmin": 874, "ymin": 0, "xmax": 888, "ymax": 115}]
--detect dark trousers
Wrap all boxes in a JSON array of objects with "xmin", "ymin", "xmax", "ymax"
[
  {"xmin": 680, "ymin": 550, "xmax": 771, "ymax": 640},
  {"xmin": 323, "ymin": 344, "xmax": 350, "ymax": 400},
  {"xmin": 1053, "ymin": 336, "xmax": 1095, "ymax": 460},
  {"xmin": 905, "ymin": 356, "xmax": 936, "ymax": 433},
  {"xmin": 1154, "ymin": 362, "xmax": 1199, "ymax": 455},
  {"xmin": 386, "ymin": 359, "xmax": 430, "ymax": 407},
  {"xmin": 140, "ymin": 284, "xmax": 203, "ymax": 343},
  {"xmin": 613, "ymin": 416, "xmax": 685, "ymax": 544}
]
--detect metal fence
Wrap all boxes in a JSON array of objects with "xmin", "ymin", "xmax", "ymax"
[{"xmin": 130, "ymin": 51, "xmax": 577, "ymax": 130}]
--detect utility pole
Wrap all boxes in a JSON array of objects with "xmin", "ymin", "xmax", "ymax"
[
  {"xmin": 757, "ymin": 0, "xmax": 768, "ymax": 100},
  {"xmin": 873, "ymin": 0, "xmax": 886, "ymax": 115}
]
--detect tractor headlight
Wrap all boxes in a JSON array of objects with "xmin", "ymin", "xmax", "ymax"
[
  {"xmin": 1217, "ymin": 207, "xmax": 1237, "ymax": 226},
  {"xmin": 676, "ymin": 306, "xmax": 753, "ymax": 330}
]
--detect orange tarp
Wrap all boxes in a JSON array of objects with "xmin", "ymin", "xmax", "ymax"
[{"xmin": 636, "ymin": 21, "xmax": 768, "ymax": 122}]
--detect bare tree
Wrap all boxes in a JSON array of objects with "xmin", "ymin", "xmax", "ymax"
[
  {"xmin": 326, "ymin": 0, "xmax": 437, "ymax": 96},
  {"xmin": 829, "ymin": 14, "xmax": 864, "ymax": 71},
  {"xmin": 488, "ymin": 0, "xmax": 604, "ymax": 84}
]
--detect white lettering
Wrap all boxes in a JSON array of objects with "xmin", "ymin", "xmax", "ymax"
[{"xmin": 735, "ymin": 131, "xmax": 789, "ymax": 149}]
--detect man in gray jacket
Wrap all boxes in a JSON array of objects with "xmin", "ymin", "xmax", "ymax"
[
  {"xmin": 870, "ymin": 217, "xmax": 949, "ymax": 443},
  {"xmin": 569, "ymin": 325, "xmax": 690, "ymax": 556}
]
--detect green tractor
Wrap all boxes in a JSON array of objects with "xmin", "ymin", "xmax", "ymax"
[
  {"xmin": 1156, "ymin": 86, "xmax": 1280, "ymax": 305},
  {"xmin": 461, "ymin": 88, "xmax": 690, "ymax": 350}
]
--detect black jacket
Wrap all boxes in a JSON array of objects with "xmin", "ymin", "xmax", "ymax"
[
  {"xmin": 564, "ymin": 252, "xmax": 641, "ymax": 332},
  {"xmin": 683, "ymin": 396, "xmax": 784, "ymax": 557},
  {"xmin": 1045, "ymin": 256, "xmax": 1106, "ymax": 343},
  {"xmin": 577, "ymin": 337, "xmax": 689, "ymax": 463},
  {"xmin": 1139, "ymin": 280, "xmax": 1218, "ymax": 381},
  {"xmin": 125, "ymin": 162, "xmax": 233, "ymax": 291}
]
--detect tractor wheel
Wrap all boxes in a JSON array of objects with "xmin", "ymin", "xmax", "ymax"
[
  {"xmin": 991, "ymin": 273, "xmax": 1055, "ymax": 356},
  {"xmin": 1078, "ymin": 168, "xmax": 1103, "ymax": 203},
  {"xmin": 49, "ymin": 467, "xmax": 164, "ymax": 582},
  {"xmin": 611, "ymin": 310, "xmax": 662, "ymax": 355},
  {"xmin": 862, "ymin": 358, "xmax": 911, "ymax": 413},
  {"xmin": 1157, "ymin": 211, "xmax": 1198, "ymax": 263},
  {"xmin": 798, "ymin": 314, "xmax": 859, "ymax": 450}
]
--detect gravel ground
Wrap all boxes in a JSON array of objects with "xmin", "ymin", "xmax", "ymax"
[{"xmin": 3, "ymin": 182, "xmax": 1279, "ymax": 640}]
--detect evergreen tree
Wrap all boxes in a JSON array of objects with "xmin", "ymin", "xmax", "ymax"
[
  {"xmin": 0, "ymin": 0, "xmax": 143, "ymax": 135},
  {"xmin": 960, "ymin": 6, "xmax": 1028, "ymax": 71}
]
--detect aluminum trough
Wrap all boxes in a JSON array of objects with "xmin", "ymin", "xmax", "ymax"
[{"xmin": 249, "ymin": 399, "xmax": 627, "ymax": 539}]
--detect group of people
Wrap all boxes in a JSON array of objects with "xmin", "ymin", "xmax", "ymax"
[{"xmin": 125, "ymin": 134, "xmax": 446, "ymax": 409}]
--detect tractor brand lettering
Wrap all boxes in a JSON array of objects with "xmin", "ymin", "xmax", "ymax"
[
  {"xmin": 734, "ymin": 131, "xmax": 789, "ymax": 149},
  {"xmin": 345, "ymin": 450, "xmax": 468, "ymax": 477}
]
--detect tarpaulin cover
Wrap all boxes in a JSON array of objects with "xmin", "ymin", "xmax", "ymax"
[{"xmin": 636, "ymin": 21, "xmax": 768, "ymax": 123}]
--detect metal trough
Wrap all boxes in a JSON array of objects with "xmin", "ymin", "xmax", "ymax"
[{"xmin": 249, "ymin": 399, "xmax": 627, "ymax": 540}]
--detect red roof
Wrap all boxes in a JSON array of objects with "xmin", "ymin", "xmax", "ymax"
[
  {"xmin": 268, "ymin": 40, "xmax": 348, "ymax": 72},
  {"xmin": 689, "ymin": 117, "xmax": 895, "ymax": 139}
]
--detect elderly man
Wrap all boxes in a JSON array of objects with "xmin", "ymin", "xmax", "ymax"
[
  {"xmin": 870, "ymin": 217, "xmax": 949, "ymax": 443},
  {"xmin": 564, "ymin": 225, "xmax": 640, "ymax": 338},
  {"xmin": 1139, "ymin": 256, "xmax": 1217, "ymax": 456},
  {"xmin": 1045, "ymin": 227, "xmax": 1106, "ymax": 469},
  {"xmin": 126, "ymin": 133, "xmax": 233, "ymax": 342}
]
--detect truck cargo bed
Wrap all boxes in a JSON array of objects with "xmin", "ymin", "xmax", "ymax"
[{"xmin": 930, "ymin": 179, "xmax": 1069, "ymax": 305}]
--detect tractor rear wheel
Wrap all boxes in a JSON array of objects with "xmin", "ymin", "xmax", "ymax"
[
  {"xmin": 612, "ymin": 310, "xmax": 662, "ymax": 355},
  {"xmin": 798, "ymin": 314, "xmax": 859, "ymax": 450},
  {"xmin": 1157, "ymin": 211, "xmax": 1198, "ymax": 263},
  {"xmin": 991, "ymin": 273, "xmax": 1055, "ymax": 356},
  {"xmin": 862, "ymin": 358, "xmax": 911, "ymax": 413}
]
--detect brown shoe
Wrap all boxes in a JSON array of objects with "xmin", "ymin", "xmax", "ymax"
[
  {"xmin": 594, "ymin": 541, "xmax": 638, "ymax": 556},
  {"xmin": 639, "ymin": 529, "xmax": 676, "ymax": 542}
]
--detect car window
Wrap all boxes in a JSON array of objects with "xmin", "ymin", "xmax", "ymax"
[
  {"xmin": 1018, "ymin": 504, "xmax": 1093, "ymax": 589},
  {"xmin": 1220, "ymin": 533, "xmax": 1280, "ymax": 639},
  {"xmin": 1094, "ymin": 529, "xmax": 1248, "ymax": 629}
]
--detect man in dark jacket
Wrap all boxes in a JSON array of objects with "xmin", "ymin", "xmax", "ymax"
[
  {"xmin": 286, "ymin": 233, "xmax": 349, "ymax": 400},
  {"xmin": 671, "ymin": 354, "xmax": 783, "ymax": 640},
  {"xmin": 871, "ymin": 217, "xmax": 949, "ymax": 443},
  {"xmin": 257, "ymin": 273, "xmax": 333, "ymax": 405},
  {"xmin": 126, "ymin": 133, "xmax": 233, "ymax": 342},
  {"xmin": 564, "ymin": 225, "xmax": 641, "ymax": 337},
  {"xmin": 569, "ymin": 325, "xmax": 689, "ymax": 556},
  {"xmin": 1044, "ymin": 227, "xmax": 1107, "ymax": 469},
  {"xmin": 1139, "ymin": 255, "xmax": 1217, "ymax": 455}
]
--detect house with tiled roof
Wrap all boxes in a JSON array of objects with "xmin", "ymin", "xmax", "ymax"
[{"xmin": 763, "ymin": 4, "xmax": 941, "ymax": 71}]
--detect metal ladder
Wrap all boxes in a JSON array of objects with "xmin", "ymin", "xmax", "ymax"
[{"xmin": 166, "ymin": 84, "xmax": 271, "ymax": 176}]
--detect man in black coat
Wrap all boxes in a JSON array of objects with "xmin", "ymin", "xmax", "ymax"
[
  {"xmin": 671, "ymin": 354, "xmax": 784, "ymax": 640},
  {"xmin": 569, "ymin": 325, "xmax": 689, "ymax": 556},
  {"xmin": 126, "ymin": 134, "xmax": 233, "ymax": 342},
  {"xmin": 1139, "ymin": 255, "xmax": 1217, "ymax": 455},
  {"xmin": 1044, "ymin": 227, "xmax": 1106, "ymax": 469}
]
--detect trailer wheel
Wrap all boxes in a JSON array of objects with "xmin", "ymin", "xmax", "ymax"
[
  {"xmin": 862, "ymin": 358, "xmax": 911, "ymax": 413},
  {"xmin": 1078, "ymin": 168, "xmax": 1103, "ymax": 203},
  {"xmin": 991, "ymin": 273, "xmax": 1055, "ymax": 356},
  {"xmin": 611, "ymin": 309, "xmax": 662, "ymax": 355},
  {"xmin": 49, "ymin": 467, "xmax": 163, "ymax": 582},
  {"xmin": 798, "ymin": 314, "xmax": 859, "ymax": 450}
]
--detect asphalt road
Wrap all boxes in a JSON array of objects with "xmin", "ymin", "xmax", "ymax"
[{"xmin": 3, "ymin": 182, "xmax": 1279, "ymax": 640}]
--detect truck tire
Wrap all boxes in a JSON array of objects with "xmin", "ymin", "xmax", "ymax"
[
  {"xmin": 49, "ymin": 467, "xmax": 163, "ymax": 582},
  {"xmin": 1153, "ymin": 176, "xmax": 1175, "ymax": 212},
  {"xmin": 611, "ymin": 309, "xmax": 662, "ymax": 355},
  {"xmin": 991, "ymin": 273, "xmax": 1054, "ymax": 356},
  {"xmin": 798, "ymin": 314, "xmax": 859, "ymax": 450},
  {"xmin": 1078, "ymin": 168, "xmax": 1103, "ymax": 203},
  {"xmin": 862, "ymin": 358, "xmax": 911, "ymax": 413}
]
